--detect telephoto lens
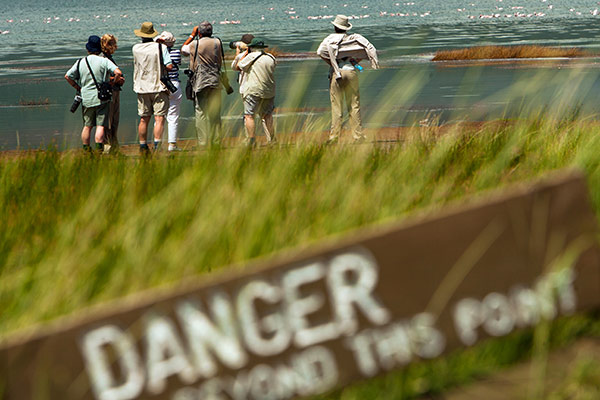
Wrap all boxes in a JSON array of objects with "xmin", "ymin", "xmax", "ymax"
[
  {"xmin": 70, "ymin": 95, "xmax": 82, "ymax": 113},
  {"xmin": 229, "ymin": 41, "xmax": 241, "ymax": 49}
]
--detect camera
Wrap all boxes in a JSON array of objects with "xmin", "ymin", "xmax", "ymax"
[
  {"xmin": 70, "ymin": 94, "xmax": 82, "ymax": 113},
  {"xmin": 160, "ymin": 76, "xmax": 178, "ymax": 93},
  {"xmin": 229, "ymin": 41, "xmax": 247, "ymax": 50},
  {"xmin": 183, "ymin": 69, "xmax": 194, "ymax": 78}
]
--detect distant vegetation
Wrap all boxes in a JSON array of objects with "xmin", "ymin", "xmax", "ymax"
[
  {"xmin": 18, "ymin": 97, "xmax": 50, "ymax": 106},
  {"xmin": 433, "ymin": 45, "xmax": 588, "ymax": 61}
]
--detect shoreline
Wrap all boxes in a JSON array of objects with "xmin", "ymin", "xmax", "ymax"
[{"xmin": 0, "ymin": 122, "xmax": 506, "ymax": 158}]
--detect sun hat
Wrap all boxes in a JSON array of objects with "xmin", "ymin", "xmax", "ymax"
[
  {"xmin": 331, "ymin": 14, "xmax": 352, "ymax": 31},
  {"xmin": 86, "ymin": 35, "xmax": 102, "ymax": 53},
  {"xmin": 240, "ymin": 33, "xmax": 255, "ymax": 44},
  {"xmin": 155, "ymin": 31, "xmax": 175, "ymax": 46},
  {"xmin": 134, "ymin": 21, "xmax": 158, "ymax": 38},
  {"xmin": 248, "ymin": 37, "xmax": 268, "ymax": 48}
]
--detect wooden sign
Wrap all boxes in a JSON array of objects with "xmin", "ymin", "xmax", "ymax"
[{"xmin": 1, "ymin": 171, "xmax": 599, "ymax": 400}]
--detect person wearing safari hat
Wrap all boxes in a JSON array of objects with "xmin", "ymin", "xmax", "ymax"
[
  {"xmin": 232, "ymin": 37, "xmax": 277, "ymax": 146},
  {"xmin": 155, "ymin": 31, "xmax": 182, "ymax": 152},
  {"xmin": 132, "ymin": 22, "xmax": 173, "ymax": 154},
  {"xmin": 317, "ymin": 15, "xmax": 378, "ymax": 143},
  {"xmin": 65, "ymin": 35, "xmax": 122, "ymax": 152}
]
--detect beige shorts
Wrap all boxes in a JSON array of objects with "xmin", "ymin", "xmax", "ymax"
[{"xmin": 137, "ymin": 92, "xmax": 169, "ymax": 117}]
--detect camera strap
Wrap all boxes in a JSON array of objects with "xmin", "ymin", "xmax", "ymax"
[
  {"xmin": 216, "ymin": 37, "xmax": 228, "ymax": 73},
  {"xmin": 75, "ymin": 58, "xmax": 82, "ymax": 81},
  {"xmin": 84, "ymin": 56, "xmax": 102, "ymax": 92},
  {"xmin": 192, "ymin": 37, "xmax": 199, "ymax": 72},
  {"xmin": 158, "ymin": 43, "xmax": 168, "ymax": 80}
]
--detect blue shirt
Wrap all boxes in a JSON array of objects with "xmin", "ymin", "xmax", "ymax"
[{"xmin": 66, "ymin": 55, "xmax": 118, "ymax": 107}]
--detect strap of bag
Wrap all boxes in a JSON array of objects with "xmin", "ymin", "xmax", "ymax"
[
  {"xmin": 75, "ymin": 58, "xmax": 82, "ymax": 81},
  {"xmin": 193, "ymin": 37, "xmax": 199, "ymax": 69},
  {"xmin": 216, "ymin": 37, "xmax": 227, "ymax": 73},
  {"xmin": 158, "ymin": 43, "xmax": 167, "ymax": 78},
  {"xmin": 247, "ymin": 51, "xmax": 265, "ymax": 69},
  {"xmin": 84, "ymin": 56, "xmax": 101, "ymax": 91}
]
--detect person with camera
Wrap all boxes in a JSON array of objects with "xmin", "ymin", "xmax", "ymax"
[
  {"xmin": 155, "ymin": 31, "xmax": 182, "ymax": 152},
  {"xmin": 132, "ymin": 22, "xmax": 173, "ymax": 154},
  {"xmin": 100, "ymin": 34, "xmax": 125, "ymax": 154},
  {"xmin": 181, "ymin": 21, "xmax": 231, "ymax": 147},
  {"xmin": 65, "ymin": 35, "xmax": 122, "ymax": 152},
  {"xmin": 317, "ymin": 15, "xmax": 378, "ymax": 144},
  {"xmin": 230, "ymin": 33, "xmax": 254, "ymax": 94},
  {"xmin": 232, "ymin": 37, "xmax": 277, "ymax": 146}
]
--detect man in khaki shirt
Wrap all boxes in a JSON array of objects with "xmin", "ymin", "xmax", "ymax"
[
  {"xmin": 132, "ymin": 22, "xmax": 173, "ymax": 153},
  {"xmin": 317, "ymin": 15, "xmax": 377, "ymax": 143},
  {"xmin": 182, "ymin": 21, "xmax": 224, "ymax": 146},
  {"xmin": 232, "ymin": 37, "xmax": 277, "ymax": 145}
]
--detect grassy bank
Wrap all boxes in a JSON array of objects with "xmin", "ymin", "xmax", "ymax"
[
  {"xmin": 432, "ymin": 45, "xmax": 587, "ymax": 61},
  {"xmin": 2, "ymin": 114, "xmax": 600, "ymax": 397}
]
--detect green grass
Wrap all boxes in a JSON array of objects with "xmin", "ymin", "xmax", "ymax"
[
  {"xmin": 4, "ymin": 58, "xmax": 600, "ymax": 397},
  {"xmin": 2, "ymin": 115, "xmax": 600, "ymax": 397}
]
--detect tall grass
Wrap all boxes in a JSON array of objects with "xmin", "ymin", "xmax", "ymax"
[
  {"xmin": 3, "ymin": 54, "xmax": 600, "ymax": 398},
  {"xmin": 3, "ymin": 118, "xmax": 600, "ymax": 397}
]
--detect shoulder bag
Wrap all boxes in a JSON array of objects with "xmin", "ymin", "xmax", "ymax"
[{"xmin": 84, "ymin": 57, "xmax": 112, "ymax": 102}]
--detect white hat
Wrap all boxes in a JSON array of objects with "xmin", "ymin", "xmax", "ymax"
[
  {"xmin": 331, "ymin": 14, "xmax": 352, "ymax": 31},
  {"xmin": 155, "ymin": 31, "xmax": 175, "ymax": 45}
]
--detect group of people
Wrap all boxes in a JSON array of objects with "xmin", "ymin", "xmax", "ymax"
[{"xmin": 64, "ymin": 15, "xmax": 378, "ymax": 153}]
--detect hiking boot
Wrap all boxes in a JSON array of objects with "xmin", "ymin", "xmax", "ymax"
[{"xmin": 139, "ymin": 144, "xmax": 150, "ymax": 156}]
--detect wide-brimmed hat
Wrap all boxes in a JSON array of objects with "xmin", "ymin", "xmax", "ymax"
[
  {"xmin": 331, "ymin": 14, "xmax": 352, "ymax": 31},
  {"xmin": 240, "ymin": 33, "xmax": 255, "ymax": 45},
  {"xmin": 248, "ymin": 37, "xmax": 268, "ymax": 48},
  {"xmin": 134, "ymin": 22, "xmax": 158, "ymax": 38},
  {"xmin": 86, "ymin": 35, "xmax": 102, "ymax": 53},
  {"xmin": 155, "ymin": 31, "xmax": 175, "ymax": 45}
]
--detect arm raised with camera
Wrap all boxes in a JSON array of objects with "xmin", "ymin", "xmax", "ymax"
[{"xmin": 181, "ymin": 26, "xmax": 200, "ymax": 56}]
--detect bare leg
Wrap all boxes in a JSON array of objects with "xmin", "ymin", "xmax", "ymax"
[
  {"xmin": 153, "ymin": 115, "xmax": 165, "ymax": 141},
  {"xmin": 94, "ymin": 126, "xmax": 105, "ymax": 144},
  {"xmin": 81, "ymin": 126, "xmax": 92, "ymax": 145},
  {"xmin": 138, "ymin": 116, "xmax": 150, "ymax": 142},
  {"xmin": 244, "ymin": 114, "xmax": 256, "ymax": 139}
]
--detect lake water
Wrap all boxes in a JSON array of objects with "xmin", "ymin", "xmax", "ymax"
[{"xmin": 2, "ymin": 0, "xmax": 600, "ymax": 149}]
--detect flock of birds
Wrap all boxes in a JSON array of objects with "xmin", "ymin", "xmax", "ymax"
[{"xmin": 3, "ymin": 2, "xmax": 600, "ymax": 36}]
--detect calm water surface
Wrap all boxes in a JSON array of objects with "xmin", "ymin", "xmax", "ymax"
[{"xmin": 2, "ymin": 0, "xmax": 600, "ymax": 149}]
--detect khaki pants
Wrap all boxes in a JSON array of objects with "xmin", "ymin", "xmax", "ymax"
[
  {"xmin": 105, "ymin": 90, "xmax": 120, "ymax": 148},
  {"xmin": 195, "ymin": 88, "xmax": 222, "ymax": 146},
  {"xmin": 329, "ymin": 69, "xmax": 363, "ymax": 141}
]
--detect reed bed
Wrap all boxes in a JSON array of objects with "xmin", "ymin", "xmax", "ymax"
[{"xmin": 432, "ymin": 45, "xmax": 587, "ymax": 61}]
